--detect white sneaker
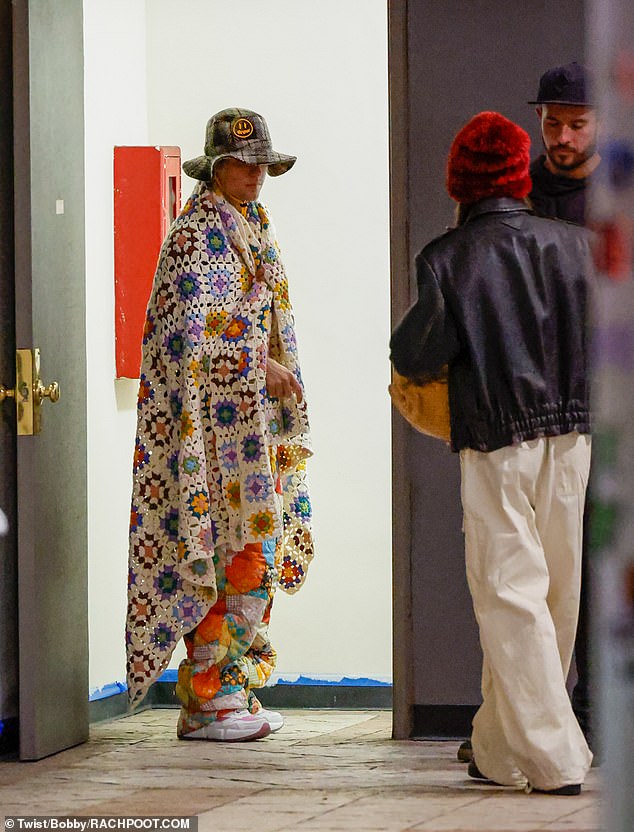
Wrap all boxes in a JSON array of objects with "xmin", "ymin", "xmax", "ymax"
[
  {"xmin": 182, "ymin": 709, "xmax": 271, "ymax": 742},
  {"xmin": 258, "ymin": 708, "xmax": 284, "ymax": 732}
]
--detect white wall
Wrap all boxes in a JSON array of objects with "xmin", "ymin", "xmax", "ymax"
[
  {"xmin": 83, "ymin": 0, "xmax": 149, "ymax": 691},
  {"xmin": 85, "ymin": 0, "xmax": 392, "ymax": 691}
]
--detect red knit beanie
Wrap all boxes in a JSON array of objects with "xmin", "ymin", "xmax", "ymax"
[{"xmin": 446, "ymin": 111, "xmax": 531, "ymax": 204}]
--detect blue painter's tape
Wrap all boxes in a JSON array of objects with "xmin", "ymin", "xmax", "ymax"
[
  {"xmin": 88, "ymin": 672, "xmax": 392, "ymax": 701},
  {"xmin": 158, "ymin": 669, "xmax": 178, "ymax": 683},
  {"xmin": 89, "ymin": 681, "xmax": 127, "ymax": 702},
  {"xmin": 276, "ymin": 676, "xmax": 391, "ymax": 687},
  {"xmin": 156, "ymin": 670, "xmax": 391, "ymax": 686}
]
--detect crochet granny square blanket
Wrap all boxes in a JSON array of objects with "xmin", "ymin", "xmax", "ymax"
[{"xmin": 126, "ymin": 182, "xmax": 314, "ymax": 706}]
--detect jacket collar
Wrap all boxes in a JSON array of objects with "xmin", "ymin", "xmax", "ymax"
[{"xmin": 464, "ymin": 197, "xmax": 532, "ymax": 223}]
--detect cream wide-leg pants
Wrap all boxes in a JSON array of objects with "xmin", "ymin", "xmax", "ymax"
[{"xmin": 460, "ymin": 432, "xmax": 593, "ymax": 791}]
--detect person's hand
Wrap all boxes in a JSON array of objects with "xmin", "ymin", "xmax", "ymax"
[
  {"xmin": 266, "ymin": 358, "xmax": 303, "ymax": 402},
  {"xmin": 255, "ymin": 264, "xmax": 271, "ymax": 285}
]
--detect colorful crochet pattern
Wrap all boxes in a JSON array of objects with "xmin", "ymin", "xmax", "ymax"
[
  {"xmin": 176, "ymin": 536, "xmax": 278, "ymax": 737},
  {"xmin": 126, "ymin": 182, "xmax": 314, "ymax": 707}
]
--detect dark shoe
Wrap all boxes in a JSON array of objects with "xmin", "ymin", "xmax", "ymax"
[
  {"xmin": 467, "ymin": 759, "xmax": 488, "ymax": 780},
  {"xmin": 470, "ymin": 761, "xmax": 581, "ymax": 794},
  {"xmin": 532, "ymin": 783, "xmax": 582, "ymax": 796},
  {"xmin": 457, "ymin": 738, "xmax": 473, "ymax": 763},
  {"xmin": 467, "ymin": 759, "xmax": 501, "ymax": 785}
]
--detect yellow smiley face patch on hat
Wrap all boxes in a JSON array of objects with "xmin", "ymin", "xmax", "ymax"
[{"xmin": 232, "ymin": 118, "xmax": 254, "ymax": 139}]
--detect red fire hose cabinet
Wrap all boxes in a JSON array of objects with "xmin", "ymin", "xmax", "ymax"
[{"xmin": 114, "ymin": 145, "xmax": 181, "ymax": 378}]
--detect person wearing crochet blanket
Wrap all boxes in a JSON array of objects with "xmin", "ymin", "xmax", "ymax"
[
  {"xmin": 390, "ymin": 112, "xmax": 593, "ymax": 794},
  {"xmin": 126, "ymin": 108, "xmax": 315, "ymax": 742}
]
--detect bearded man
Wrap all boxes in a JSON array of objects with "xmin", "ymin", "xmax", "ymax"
[
  {"xmin": 530, "ymin": 62, "xmax": 601, "ymax": 752},
  {"xmin": 529, "ymin": 61, "xmax": 600, "ymax": 224}
]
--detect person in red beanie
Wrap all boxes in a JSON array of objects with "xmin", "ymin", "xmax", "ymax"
[{"xmin": 390, "ymin": 111, "xmax": 593, "ymax": 794}]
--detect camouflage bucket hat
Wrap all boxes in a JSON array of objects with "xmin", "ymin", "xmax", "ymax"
[{"xmin": 182, "ymin": 107, "xmax": 297, "ymax": 180}]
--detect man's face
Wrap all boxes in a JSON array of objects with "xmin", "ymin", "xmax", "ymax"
[
  {"xmin": 214, "ymin": 158, "xmax": 267, "ymax": 203},
  {"xmin": 538, "ymin": 104, "xmax": 598, "ymax": 173}
]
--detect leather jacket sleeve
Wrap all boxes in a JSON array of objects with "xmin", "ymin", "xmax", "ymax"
[{"xmin": 389, "ymin": 252, "xmax": 459, "ymax": 382}]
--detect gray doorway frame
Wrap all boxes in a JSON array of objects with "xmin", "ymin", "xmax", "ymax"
[{"xmin": 388, "ymin": 0, "xmax": 413, "ymax": 741}]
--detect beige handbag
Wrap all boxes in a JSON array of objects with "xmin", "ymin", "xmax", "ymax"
[{"xmin": 388, "ymin": 369, "xmax": 451, "ymax": 442}]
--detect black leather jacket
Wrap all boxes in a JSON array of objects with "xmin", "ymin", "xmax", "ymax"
[{"xmin": 390, "ymin": 197, "xmax": 591, "ymax": 452}]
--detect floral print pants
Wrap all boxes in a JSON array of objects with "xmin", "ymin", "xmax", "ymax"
[{"xmin": 176, "ymin": 537, "xmax": 278, "ymax": 738}]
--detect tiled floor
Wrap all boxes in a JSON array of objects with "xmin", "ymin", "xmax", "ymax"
[{"xmin": 0, "ymin": 709, "xmax": 601, "ymax": 831}]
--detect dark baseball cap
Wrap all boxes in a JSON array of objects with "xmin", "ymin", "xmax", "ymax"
[{"xmin": 529, "ymin": 61, "xmax": 593, "ymax": 106}]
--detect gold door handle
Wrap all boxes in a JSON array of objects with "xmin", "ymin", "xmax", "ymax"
[
  {"xmin": 0, "ymin": 384, "xmax": 15, "ymax": 402},
  {"xmin": 35, "ymin": 380, "xmax": 61, "ymax": 405},
  {"xmin": 0, "ymin": 349, "xmax": 61, "ymax": 434}
]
